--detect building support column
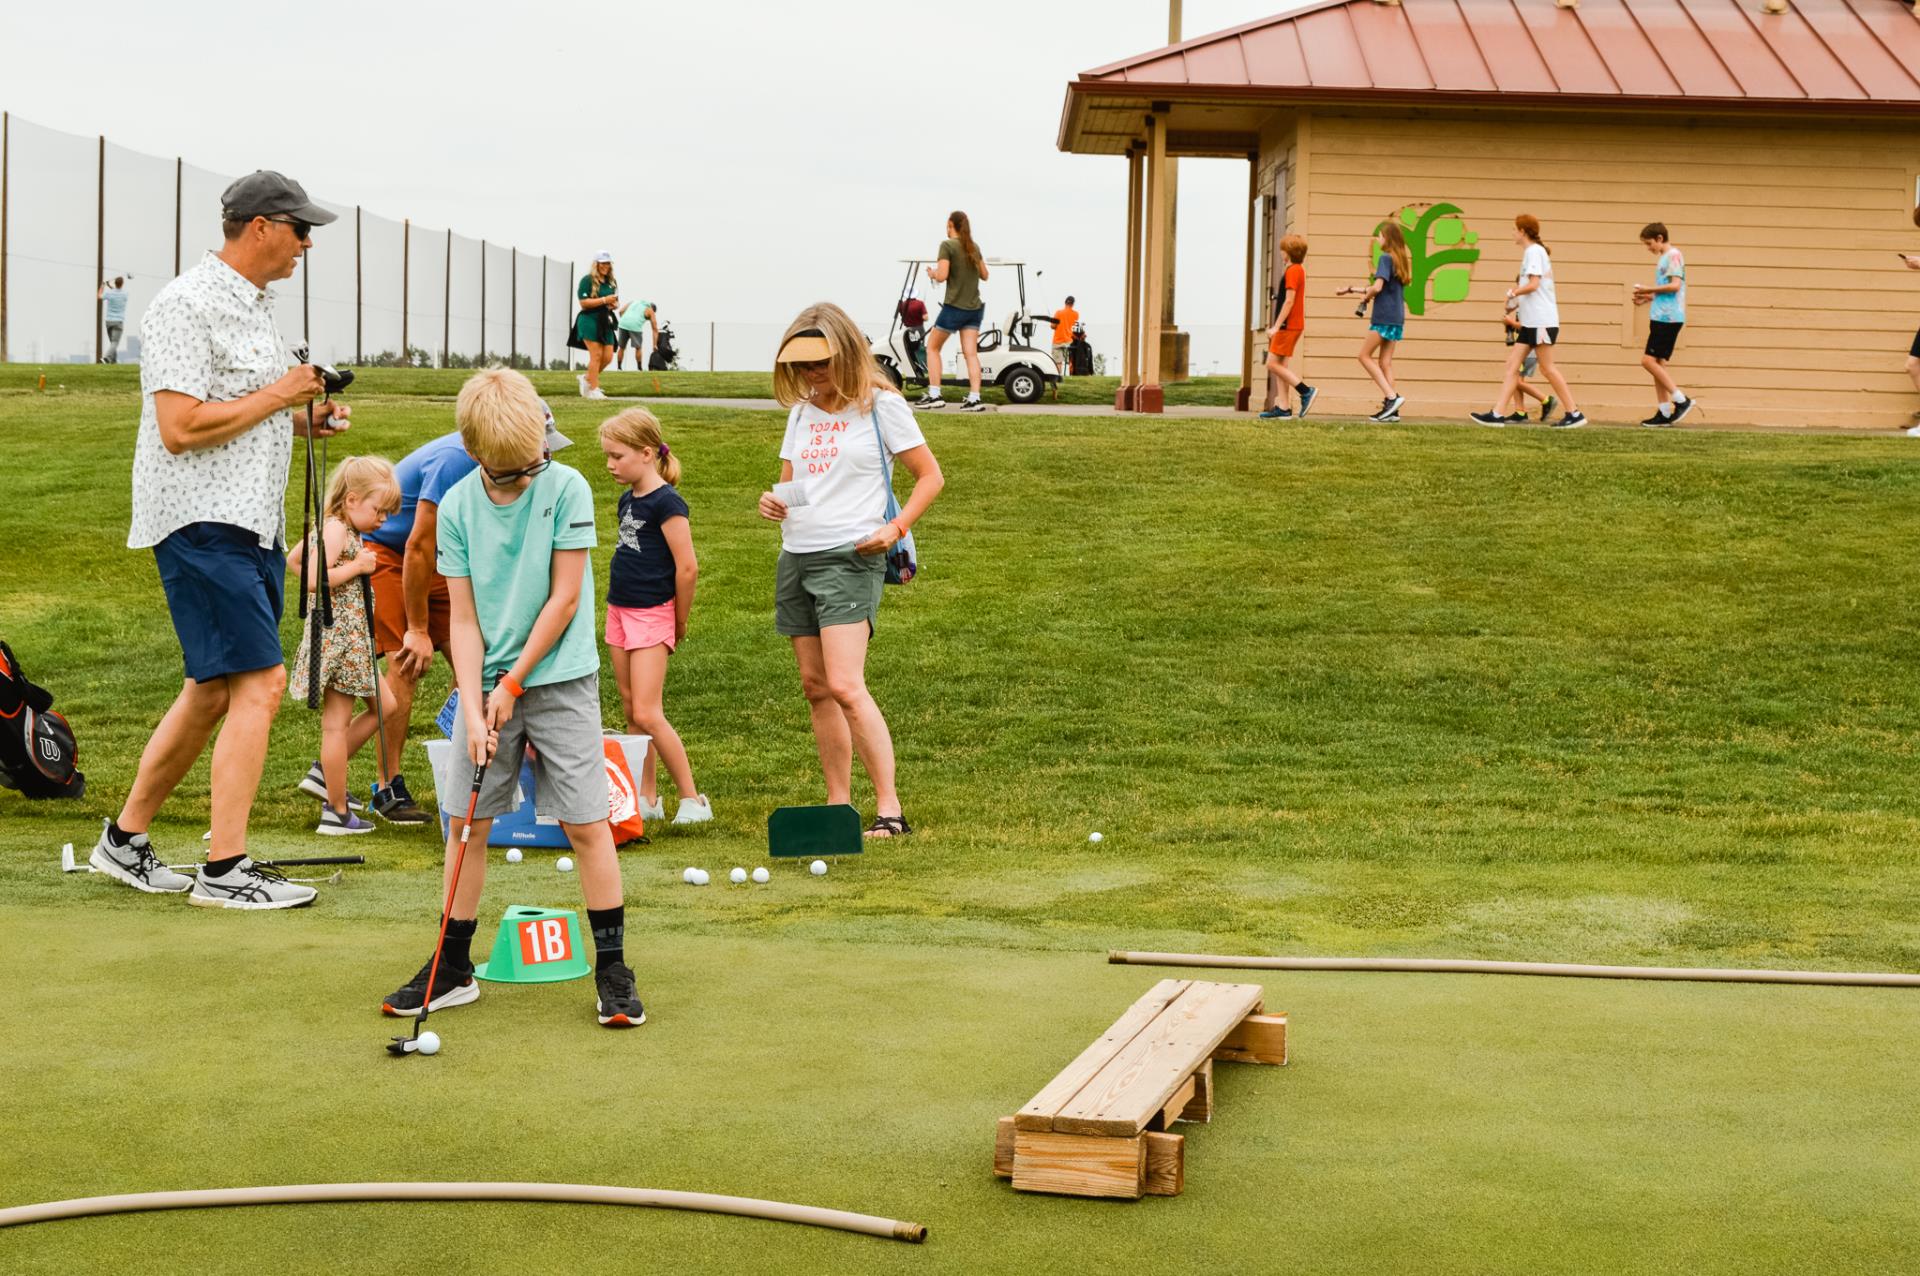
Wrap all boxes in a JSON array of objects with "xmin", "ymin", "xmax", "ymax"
[
  {"xmin": 1117, "ymin": 144, "xmax": 1143, "ymax": 412},
  {"xmin": 1237, "ymin": 151, "xmax": 1257, "ymax": 412},
  {"xmin": 1138, "ymin": 111, "xmax": 1169, "ymax": 414}
]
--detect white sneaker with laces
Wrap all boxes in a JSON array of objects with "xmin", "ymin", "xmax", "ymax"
[
  {"xmin": 577, "ymin": 373, "xmax": 589, "ymax": 397},
  {"xmin": 88, "ymin": 821, "xmax": 193, "ymax": 894},
  {"xmin": 638, "ymin": 797, "xmax": 666, "ymax": 822},
  {"xmin": 672, "ymin": 796, "xmax": 714, "ymax": 826},
  {"xmin": 188, "ymin": 858, "xmax": 318, "ymax": 911}
]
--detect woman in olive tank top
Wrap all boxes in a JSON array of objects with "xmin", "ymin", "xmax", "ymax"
[{"xmin": 913, "ymin": 210, "xmax": 991, "ymax": 413}]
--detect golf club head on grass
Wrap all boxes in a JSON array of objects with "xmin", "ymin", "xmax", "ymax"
[{"xmin": 387, "ymin": 1035, "xmax": 422, "ymax": 1057}]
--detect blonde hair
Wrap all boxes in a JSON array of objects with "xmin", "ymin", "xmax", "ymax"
[
  {"xmin": 586, "ymin": 260, "xmax": 616, "ymax": 298},
  {"xmin": 772, "ymin": 302, "xmax": 893, "ymax": 412},
  {"xmin": 1378, "ymin": 221, "xmax": 1412, "ymax": 286},
  {"xmin": 599, "ymin": 407, "xmax": 681, "ymax": 487},
  {"xmin": 1280, "ymin": 233, "xmax": 1307, "ymax": 264},
  {"xmin": 455, "ymin": 367, "xmax": 548, "ymax": 469},
  {"xmin": 324, "ymin": 455, "xmax": 400, "ymax": 522}
]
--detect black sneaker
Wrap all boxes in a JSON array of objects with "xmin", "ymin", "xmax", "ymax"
[
  {"xmin": 297, "ymin": 760, "xmax": 363, "ymax": 810},
  {"xmin": 1668, "ymin": 397, "xmax": 1696, "ymax": 423},
  {"xmin": 1505, "ymin": 411, "xmax": 1529, "ymax": 423},
  {"xmin": 1297, "ymin": 384, "xmax": 1319, "ymax": 417},
  {"xmin": 372, "ymin": 775, "xmax": 430, "ymax": 825},
  {"xmin": 1641, "ymin": 410, "xmax": 1675, "ymax": 428},
  {"xmin": 595, "ymin": 961, "xmax": 647, "ymax": 1027},
  {"xmin": 1383, "ymin": 394, "xmax": 1406, "ymax": 418},
  {"xmin": 1551, "ymin": 411, "xmax": 1587, "ymax": 429},
  {"xmin": 911, "ymin": 392, "xmax": 944, "ymax": 409},
  {"xmin": 381, "ymin": 955, "xmax": 480, "ymax": 1017},
  {"xmin": 1470, "ymin": 410, "xmax": 1507, "ymax": 427},
  {"xmin": 1540, "ymin": 395, "xmax": 1557, "ymax": 421},
  {"xmin": 958, "ymin": 395, "xmax": 989, "ymax": 413}
]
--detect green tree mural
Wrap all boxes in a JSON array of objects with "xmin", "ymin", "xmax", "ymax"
[{"xmin": 1370, "ymin": 203, "xmax": 1480, "ymax": 316}]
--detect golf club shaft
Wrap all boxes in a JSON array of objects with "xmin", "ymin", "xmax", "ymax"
[
  {"xmin": 316, "ymin": 422, "xmax": 332, "ymax": 628},
  {"xmin": 361, "ymin": 575, "xmax": 390, "ymax": 784},
  {"xmin": 415, "ymin": 760, "xmax": 488, "ymax": 1039},
  {"xmin": 298, "ymin": 401, "xmax": 314, "ymax": 620}
]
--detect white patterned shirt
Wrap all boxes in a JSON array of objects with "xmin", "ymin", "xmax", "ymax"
[{"xmin": 129, "ymin": 252, "xmax": 293, "ymax": 551}]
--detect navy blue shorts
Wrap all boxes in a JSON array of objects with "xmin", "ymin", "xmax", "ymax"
[
  {"xmin": 153, "ymin": 522, "xmax": 287, "ymax": 682},
  {"xmin": 934, "ymin": 304, "xmax": 985, "ymax": 333}
]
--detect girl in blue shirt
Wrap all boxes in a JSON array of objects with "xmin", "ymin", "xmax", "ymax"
[{"xmin": 1339, "ymin": 221, "xmax": 1411, "ymax": 422}]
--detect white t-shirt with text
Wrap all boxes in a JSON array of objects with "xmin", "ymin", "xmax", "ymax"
[
  {"xmin": 778, "ymin": 390, "xmax": 927, "ymax": 553},
  {"xmin": 1515, "ymin": 242, "xmax": 1558, "ymax": 330}
]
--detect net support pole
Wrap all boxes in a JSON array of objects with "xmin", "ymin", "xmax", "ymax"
[
  {"xmin": 442, "ymin": 230, "xmax": 451, "ymax": 368},
  {"xmin": 354, "ymin": 205, "xmax": 363, "ymax": 365},
  {"xmin": 540, "ymin": 256, "xmax": 547, "ymax": 369},
  {"xmin": 173, "ymin": 156, "xmax": 182, "ymax": 276},
  {"xmin": 401, "ymin": 218, "xmax": 410, "ymax": 361},
  {"xmin": 0, "ymin": 111, "xmax": 10, "ymax": 364},
  {"xmin": 95, "ymin": 135, "xmax": 105, "ymax": 364},
  {"xmin": 479, "ymin": 238, "xmax": 487, "ymax": 363},
  {"xmin": 510, "ymin": 246, "xmax": 517, "ymax": 367}
]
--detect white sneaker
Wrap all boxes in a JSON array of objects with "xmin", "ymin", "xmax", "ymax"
[
  {"xmin": 188, "ymin": 858, "xmax": 318, "ymax": 910},
  {"xmin": 1905, "ymin": 424, "xmax": 1920, "ymax": 438},
  {"xmin": 88, "ymin": 820, "xmax": 193, "ymax": 894},
  {"xmin": 672, "ymin": 796, "xmax": 714, "ymax": 826},
  {"xmin": 638, "ymin": 797, "xmax": 666, "ymax": 821},
  {"xmin": 586, "ymin": 387, "xmax": 608, "ymax": 400},
  {"xmin": 577, "ymin": 373, "xmax": 589, "ymax": 397}
]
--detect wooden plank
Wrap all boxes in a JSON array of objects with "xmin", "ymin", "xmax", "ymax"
[
  {"xmin": 1011, "ymin": 1130, "xmax": 1147, "ymax": 1199},
  {"xmin": 993, "ymin": 1116, "xmax": 1015, "ymax": 1179},
  {"xmin": 1181, "ymin": 1059, "xmax": 1214, "ymax": 1124},
  {"xmin": 1150, "ymin": 1074, "xmax": 1198, "ymax": 1132},
  {"xmin": 1144, "ymin": 1132, "xmax": 1185, "ymax": 1197},
  {"xmin": 1214, "ymin": 1012, "xmax": 1289, "ymax": 1066},
  {"xmin": 1053, "ymin": 981, "xmax": 1266, "ymax": 1137},
  {"xmin": 1014, "ymin": 979, "xmax": 1190, "ymax": 1132}
]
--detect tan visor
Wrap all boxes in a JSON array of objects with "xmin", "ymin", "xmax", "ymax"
[{"xmin": 776, "ymin": 333, "xmax": 833, "ymax": 363}]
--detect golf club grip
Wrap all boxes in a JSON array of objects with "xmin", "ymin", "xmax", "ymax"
[{"xmin": 304, "ymin": 606, "xmax": 323, "ymax": 710}]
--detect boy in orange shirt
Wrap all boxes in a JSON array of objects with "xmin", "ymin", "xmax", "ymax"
[
  {"xmin": 1045, "ymin": 296, "xmax": 1080, "ymax": 373},
  {"xmin": 1260, "ymin": 235, "xmax": 1317, "ymax": 419}
]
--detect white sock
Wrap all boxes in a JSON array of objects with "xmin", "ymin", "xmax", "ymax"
[
  {"xmin": 1673, "ymin": 389, "xmax": 1688, "ymax": 404},
  {"xmin": 1659, "ymin": 401, "xmax": 1673, "ymax": 414}
]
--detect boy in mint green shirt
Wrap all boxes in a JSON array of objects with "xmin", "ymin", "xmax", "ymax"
[{"xmin": 379, "ymin": 367, "xmax": 646, "ymax": 1031}]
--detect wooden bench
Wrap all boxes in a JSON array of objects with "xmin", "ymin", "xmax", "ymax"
[{"xmin": 992, "ymin": 978, "xmax": 1288, "ymax": 1199}]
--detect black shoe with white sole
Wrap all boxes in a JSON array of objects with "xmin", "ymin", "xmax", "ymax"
[
  {"xmin": 1668, "ymin": 397, "xmax": 1696, "ymax": 423},
  {"xmin": 958, "ymin": 396, "xmax": 988, "ymax": 413},
  {"xmin": 188, "ymin": 858, "xmax": 317, "ymax": 911},
  {"xmin": 371, "ymin": 775, "xmax": 430, "ymax": 825},
  {"xmin": 1550, "ymin": 411, "xmax": 1588, "ymax": 429},
  {"xmin": 1297, "ymin": 384, "xmax": 1319, "ymax": 417},
  {"xmin": 88, "ymin": 820, "xmax": 193, "ymax": 893},
  {"xmin": 1641, "ymin": 410, "xmax": 1675, "ymax": 428},
  {"xmin": 1470, "ymin": 410, "xmax": 1507, "ymax": 427},
  {"xmin": 382, "ymin": 957, "xmax": 481, "ymax": 1017},
  {"xmin": 911, "ymin": 393, "xmax": 944, "ymax": 409},
  {"xmin": 297, "ymin": 761, "xmax": 363, "ymax": 810},
  {"xmin": 595, "ymin": 961, "xmax": 647, "ymax": 1027}
]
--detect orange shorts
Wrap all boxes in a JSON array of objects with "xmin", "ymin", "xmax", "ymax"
[
  {"xmin": 365, "ymin": 540, "xmax": 452, "ymax": 656},
  {"xmin": 1268, "ymin": 328, "xmax": 1302, "ymax": 358}
]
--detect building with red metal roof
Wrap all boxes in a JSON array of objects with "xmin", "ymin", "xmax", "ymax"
[{"xmin": 1063, "ymin": 0, "xmax": 1920, "ymax": 427}]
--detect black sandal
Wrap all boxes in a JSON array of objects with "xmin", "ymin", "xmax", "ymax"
[{"xmin": 864, "ymin": 814, "xmax": 912, "ymax": 839}]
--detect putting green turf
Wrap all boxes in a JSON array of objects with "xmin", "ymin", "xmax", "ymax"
[
  {"xmin": 2, "ymin": 375, "xmax": 1918, "ymax": 1271},
  {"xmin": 2, "ymin": 911, "xmax": 1915, "ymax": 1276}
]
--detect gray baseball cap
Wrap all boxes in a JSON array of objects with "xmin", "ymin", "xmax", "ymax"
[
  {"xmin": 219, "ymin": 170, "xmax": 337, "ymax": 225},
  {"xmin": 537, "ymin": 398, "xmax": 573, "ymax": 451}
]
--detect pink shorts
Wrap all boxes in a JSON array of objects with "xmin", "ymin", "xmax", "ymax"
[{"xmin": 605, "ymin": 601, "xmax": 676, "ymax": 652}]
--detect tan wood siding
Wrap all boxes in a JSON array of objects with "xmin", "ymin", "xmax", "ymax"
[{"xmin": 1285, "ymin": 111, "xmax": 1920, "ymax": 429}]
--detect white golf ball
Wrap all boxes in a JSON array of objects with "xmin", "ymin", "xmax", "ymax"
[
  {"xmin": 681, "ymin": 866, "xmax": 696, "ymax": 883},
  {"xmin": 692, "ymin": 868, "xmax": 710, "ymax": 885},
  {"xmin": 810, "ymin": 859, "xmax": 828, "ymax": 876},
  {"xmin": 506, "ymin": 848, "xmax": 523, "ymax": 863},
  {"xmin": 729, "ymin": 867, "xmax": 748, "ymax": 884},
  {"xmin": 1089, "ymin": 831, "xmax": 1104, "ymax": 843},
  {"xmin": 556, "ymin": 856, "xmax": 574, "ymax": 873},
  {"xmin": 416, "ymin": 1031, "xmax": 440, "ymax": 1056},
  {"xmin": 752, "ymin": 866, "xmax": 770, "ymax": 884}
]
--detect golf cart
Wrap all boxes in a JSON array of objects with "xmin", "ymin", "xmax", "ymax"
[{"xmin": 873, "ymin": 258, "xmax": 1060, "ymax": 405}]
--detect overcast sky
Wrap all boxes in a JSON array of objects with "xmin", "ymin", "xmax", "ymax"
[{"xmin": 4, "ymin": 0, "xmax": 1310, "ymax": 351}]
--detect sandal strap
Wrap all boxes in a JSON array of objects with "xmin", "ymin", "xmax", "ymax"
[{"xmin": 865, "ymin": 815, "xmax": 912, "ymax": 836}]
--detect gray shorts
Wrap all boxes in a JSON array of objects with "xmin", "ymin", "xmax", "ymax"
[{"xmin": 449, "ymin": 672, "xmax": 608, "ymax": 824}]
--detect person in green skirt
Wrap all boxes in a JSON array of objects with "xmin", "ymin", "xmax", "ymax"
[{"xmin": 576, "ymin": 253, "xmax": 620, "ymax": 400}]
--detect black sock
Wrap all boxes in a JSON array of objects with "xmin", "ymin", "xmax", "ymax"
[
  {"xmin": 107, "ymin": 821, "xmax": 136, "ymax": 847},
  {"xmin": 587, "ymin": 906, "xmax": 625, "ymax": 972},
  {"xmin": 442, "ymin": 917, "xmax": 479, "ymax": 971},
  {"xmin": 204, "ymin": 855, "xmax": 245, "ymax": 878}
]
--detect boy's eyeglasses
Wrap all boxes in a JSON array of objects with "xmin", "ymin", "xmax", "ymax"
[
  {"xmin": 265, "ymin": 216, "xmax": 313, "ymax": 240},
  {"xmin": 482, "ymin": 453, "xmax": 552, "ymax": 484}
]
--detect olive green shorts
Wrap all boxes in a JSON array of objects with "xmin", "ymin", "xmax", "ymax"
[{"xmin": 775, "ymin": 544, "xmax": 884, "ymax": 637}]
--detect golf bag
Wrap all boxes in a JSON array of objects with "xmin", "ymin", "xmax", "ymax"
[
  {"xmin": 1068, "ymin": 324, "xmax": 1093, "ymax": 376},
  {"xmin": 0, "ymin": 640, "xmax": 85, "ymax": 799},
  {"xmin": 648, "ymin": 322, "xmax": 679, "ymax": 371},
  {"xmin": 904, "ymin": 326, "xmax": 928, "ymax": 378}
]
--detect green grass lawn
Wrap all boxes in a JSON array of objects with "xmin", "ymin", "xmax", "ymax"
[{"xmin": 1, "ymin": 376, "xmax": 1916, "ymax": 1273}]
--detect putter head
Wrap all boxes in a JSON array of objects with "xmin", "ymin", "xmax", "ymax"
[
  {"xmin": 387, "ymin": 1035, "xmax": 419, "ymax": 1057},
  {"xmin": 60, "ymin": 843, "xmax": 84, "ymax": 873}
]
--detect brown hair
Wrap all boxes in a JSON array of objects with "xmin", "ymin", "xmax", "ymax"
[
  {"xmin": 948, "ymin": 210, "xmax": 985, "ymax": 274},
  {"xmin": 1912, "ymin": 204, "xmax": 1920, "ymax": 229},
  {"xmin": 1640, "ymin": 222, "xmax": 1670, "ymax": 242},
  {"xmin": 1378, "ymin": 222, "xmax": 1412, "ymax": 286},
  {"xmin": 1280, "ymin": 233, "xmax": 1308, "ymax": 264},
  {"xmin": 599, "ymin": 407, "xmax": 681, "ymax": 487},
  {"xmin": 1515, "ymin": 213, "xmax": 1546, "ymax": 250},
  {"xmin": 772, "ymin": 303, "xmax": 894, "ymax": 413}
]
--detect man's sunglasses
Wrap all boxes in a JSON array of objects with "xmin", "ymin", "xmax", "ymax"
[
  {"xmin": 482, "ymin": 452, "xmax": 552, "ymax": 484},
  {"xmin": 265, "ymin": 216, "xmax": 313, "ymax": 240}
]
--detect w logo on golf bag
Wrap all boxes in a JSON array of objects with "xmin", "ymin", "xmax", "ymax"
[{"xmin": 38, "ymin": 736, "xmax": 60, "ymax": 762}]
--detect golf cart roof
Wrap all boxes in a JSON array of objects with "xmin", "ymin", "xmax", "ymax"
[{"xmin": 897, "ymin": 257, "xmax": 1027, "ymax": 266}]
